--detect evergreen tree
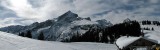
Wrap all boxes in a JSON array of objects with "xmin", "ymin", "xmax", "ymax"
[
  {"xmin": 18, "ymin": 32, "xmax": 21, "ymax": 36},
  {"xmin": 22, "ymin": 32, "xmax": 25, "ymax": 37},
  {"xmin": 38, "ymin": 32, "xmax": 44, "ymax": 40},
  {"xmin": 152, "ymin": 27, "xmax": 154, "ymax": 31},
  {"xmin": 19, "ymin": 32, "xmax": 25, "ymax": 37},
  {"xmin": 26, "ymin": 30, "xmax": 32, "ymax": 38},
  {"xmin": 63, "ymin": 20, "xmax": 141, "ymax": 43}
]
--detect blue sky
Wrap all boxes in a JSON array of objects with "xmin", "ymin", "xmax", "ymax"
[{"xmin": 0, "ymin": 0, "xmax": 160, "ymax": 27}]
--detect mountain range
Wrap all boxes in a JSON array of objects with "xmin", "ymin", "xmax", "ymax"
[{"xmin": 0, "ymin": 11, "xmax": 112, "ymax": 41}]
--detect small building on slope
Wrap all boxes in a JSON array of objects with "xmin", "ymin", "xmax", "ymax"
[{"xmin": 116, "ymin": 36, "xmax": 160, "ymax": 50}]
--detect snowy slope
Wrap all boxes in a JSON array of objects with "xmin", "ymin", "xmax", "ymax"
[
  {"xmin": 141, "ymin": 24, "xmax": 160, "ymax": 43},
  {"xmin": 0, "ymin": 31, "xmax": 117, "ymax": 50},
  {"xmin": 143, "ymin": 30, "xmax": 160, "ymax": 43},
  {"xmin": 65, "ymin": 42, "xmax": 117, "ymax": 50}
]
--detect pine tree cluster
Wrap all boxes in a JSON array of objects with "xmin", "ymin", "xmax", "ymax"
[
  {"xmin": 19, "ymin": 30, "xmax": 32, "ymax": 38},
  {"xmin": 63, "ymin": 21, "xmax": 141, "ymax": 43},
  {"xmin": 142, "ymin": 20, "xmax": 160, "ymax": 26}
]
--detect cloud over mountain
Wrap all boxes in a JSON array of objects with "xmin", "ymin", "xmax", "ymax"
[{"xmin": 0, "ymin": 0, "xmax": 160, "ymax": 27}]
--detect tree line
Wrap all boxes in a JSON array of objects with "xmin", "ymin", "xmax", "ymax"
[
  {"xmin": 142, "ymin": 20, "xmax": 160, "ymax": 26},
  {"xmin": 62, "ymin": 20, "xmax": 141, "ymax": 43},
  {"xmin": 19, "ymin": 30, "xmax": 44, "ymax": 40}
]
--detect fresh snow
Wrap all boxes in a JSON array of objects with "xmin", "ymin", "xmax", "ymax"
[
  {"xmin": 65, "ymin": 42, "xmax": 117, "ymax": 50},
  {"xmin": 143, "ymin": 30, "xmax": 160, "ymax": 43},
  {"xmin": 0, "ymin": 31, "xmax": 117, "ymax": 50},
  {"xmin": 72, "ymin": 19, "xmax": 98, "ymax": 25},
  {"xmin": 37, "ymin": 26, "xmax": 51, "ymax": 33},
  {"xmin": 141, "ymin": 25, "xmax": 160, "ymax": 43}
]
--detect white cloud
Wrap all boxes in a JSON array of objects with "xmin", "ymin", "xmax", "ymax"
[
  {"xmin": 73, "ymin": 0, "xmax": 119, "ymax": 17},
  {"xmin": 0, "ymin": 0, "xmax": 160, "ymax": 27},
  {"xmin": 0, "ymin": 0, "xmax": 77, "ymax": 27},
  {"xmin": 150, "ymin": 0, "xmax": 159, "ymax": 3},
  {"xmin": 0, "ymin": 18, "xmax": 19, "ymax": 26},
  {"xmin": 1, "ymin": 0, "xmax": 45, "ymax": 19},
  {"xmin": 92, "ymin": 10, "xmax": 160, "ymax": 24},
  {"xmin": 0, "ymin": 17, "xmax": 37, "ymax": 27}
]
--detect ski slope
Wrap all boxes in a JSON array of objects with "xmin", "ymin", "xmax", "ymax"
[{"xmin": 0, "ymin": 31, "xmax": 117, "ymax": 50}]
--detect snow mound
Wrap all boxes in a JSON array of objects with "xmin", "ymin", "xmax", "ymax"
[{"xmin": 116, "ymin": 36, "xmax": 141, "ymax": 49}]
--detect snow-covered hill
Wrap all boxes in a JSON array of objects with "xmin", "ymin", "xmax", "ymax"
[
  {"xmin": 0, "ymin": 31, "xmax": 117, "ymax": 50},
  {"xmin": 141, "ymin": 24, "xmax": 160, "ymax": 43}
]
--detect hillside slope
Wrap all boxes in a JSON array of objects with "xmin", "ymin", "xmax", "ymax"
[{"xmin": 0, "ymin": 31, "xmax": 117, "ymax": 50}]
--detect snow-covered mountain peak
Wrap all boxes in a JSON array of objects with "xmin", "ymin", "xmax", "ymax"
[
  {"xmin": 0, "ymin": 31, "xmax": 117, "ymax": 50},
  {"xmin": 57, "ymin": 11, "xmax": 78, "ymax": 22},
  {"xmin": 66, "ymin": 10, "xmax": 72, "ymax": 14}
]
